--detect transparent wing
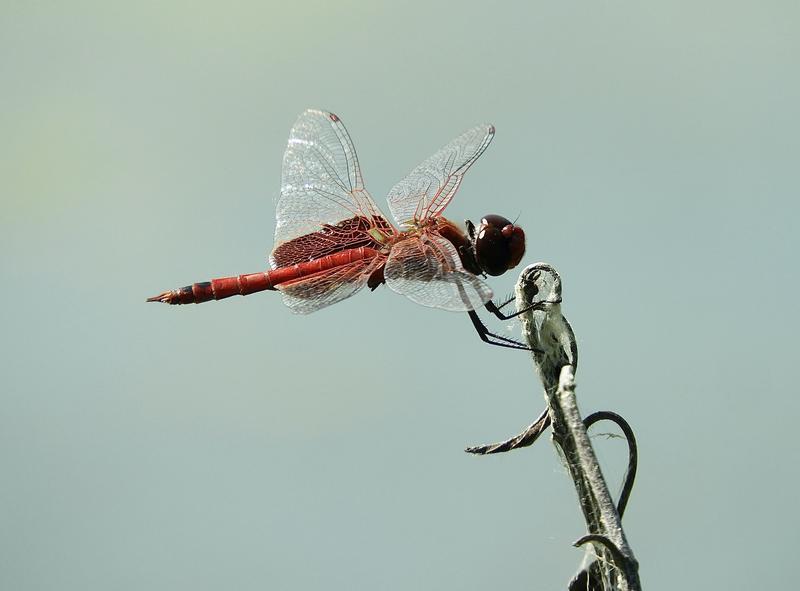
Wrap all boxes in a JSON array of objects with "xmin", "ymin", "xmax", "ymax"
[
  {"xmin": 386, "ymin": 124, "xmax": 494, "ymax": 227},
  {"xmin": 384, "ymin": 233, "xmax": 493, "ymax": 311},
  {"xmin": 277, "ymin": 255, "xmax": 385, "ymax": 315},
  {"xmin": 274, "ymin": 109, "xmax": 389, "ymax": 267}
]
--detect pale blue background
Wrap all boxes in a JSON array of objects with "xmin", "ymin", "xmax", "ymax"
[{"xmin": 2, "ymin": 2, "xmax": 798, "ymax": 589}]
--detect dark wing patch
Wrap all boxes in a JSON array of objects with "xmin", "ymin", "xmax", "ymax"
[{"xmin": 271, "ymin": 215, "xmax": 392, "ymax": 268}]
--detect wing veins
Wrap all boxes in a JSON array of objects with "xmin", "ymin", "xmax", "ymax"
[
  {"xmin": 330, "ymin": 119, "xmax": 361, "ymax": 192},
  {"xmin": 386, "ymin": 124, "xmax": 495, "ymax": 226},
  {"xmin": 309, "ymin": 145, "xmax": 352, "ymax": 195}
]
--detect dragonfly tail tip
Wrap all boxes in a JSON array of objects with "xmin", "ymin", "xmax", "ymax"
[{"xmin": 146, "ymin": 291, "xmax": 173, "ymax": 304}]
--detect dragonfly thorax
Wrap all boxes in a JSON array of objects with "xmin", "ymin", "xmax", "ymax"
[{"xmin": 367, "ymin": 226, "xmax": 392, "ymax": 245}]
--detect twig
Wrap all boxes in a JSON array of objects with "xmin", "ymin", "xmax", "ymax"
[
  {"xmin": 550, "ymin": 366, "xmax": 640, "ymax": 591},
  {"xmin": 568, "ymin": 411, "xmax": 638, "ymax": 591},
  {"xmin": 471, "ymin": 263, "xmax": 642, "ymax": 590}
]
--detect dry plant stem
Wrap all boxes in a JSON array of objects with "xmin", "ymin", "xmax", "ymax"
[
  {"xmin": 549, "ymin": 367, "xmax": 641, "ymax": 591},
  {"xmin": 510, "ymin": 263, "xmax": 640, "ymax": 590}
]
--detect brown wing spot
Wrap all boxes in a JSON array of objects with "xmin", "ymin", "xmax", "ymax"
[{"xmin": 271, "ymin": 215, "xmax": 393, "ymax": 268}]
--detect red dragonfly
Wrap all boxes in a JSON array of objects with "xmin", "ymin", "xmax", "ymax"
[{"xmin": 149, "ymin": 109, "xmax": 531, "ymax": 349}]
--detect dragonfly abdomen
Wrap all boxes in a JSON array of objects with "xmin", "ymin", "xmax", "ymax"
[
  {"xmin": 147, "ymin": 247, "xmax": 381, "ymax": 305},
  {"xmin": 146, "ymin": 272, "xmax": 276, "ymax": 305}
]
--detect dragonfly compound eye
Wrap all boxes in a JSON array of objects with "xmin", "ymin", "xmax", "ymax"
[{"xmin": 475, "ymin": 214, "xmax": 526, "ymax": 276}]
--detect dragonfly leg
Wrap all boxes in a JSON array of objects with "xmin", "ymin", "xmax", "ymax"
[
  {"xmin": 468, "ymin": 310, "xmax": 540, "ymax": 352},
  {"xmin": 485, "ymin": 296, "xmax": 562, "ymax": 321},
  {"xmin": 491, "ymin": 293, "xmax": 516, "ymax": 312}
]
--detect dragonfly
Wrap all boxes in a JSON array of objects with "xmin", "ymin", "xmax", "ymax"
[{"xmin": 148, "ymin": 109, "xmax": 533, "ymax": 350}]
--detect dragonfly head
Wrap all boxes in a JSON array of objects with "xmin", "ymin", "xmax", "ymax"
[{"xmin": 472, "ymin": 214, "xmax": 526, "ymax": 276}]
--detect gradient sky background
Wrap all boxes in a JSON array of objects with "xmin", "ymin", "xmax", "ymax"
[{"xmin": 2, "ymin": 2, "xmax": 798, "ymax": 589}]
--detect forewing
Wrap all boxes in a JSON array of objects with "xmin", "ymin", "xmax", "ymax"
[
  {"xmin": 386, "ymin": 124, "xmax": 494, "ymax": 227},
  {"xmin": 277, "ymin": 255, "xmax": 384, "ymax": 315},
  {"xmin": 275, "ymin": 109, "xmax": 388, "ymax": 266},
  {"xmin": 384, "ymin": 233, "xmax": 493, "ymax": 311}
]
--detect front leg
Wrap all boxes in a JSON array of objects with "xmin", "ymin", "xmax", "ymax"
[
  {"xmin": 485, "ymin": 293, "xmax": 561, "ymax": 321},
  {"xmin": 468, "ymin": 310, "xmax": 541, "ymax": 352},
  {"xmin": 485, "ymin": 298, "xmax": 531, "ymax": 320}
]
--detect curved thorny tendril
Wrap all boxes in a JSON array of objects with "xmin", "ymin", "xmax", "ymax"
[{"xmin": 582, "ymin": 411, "xmax": 638, "ymax": 519}]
